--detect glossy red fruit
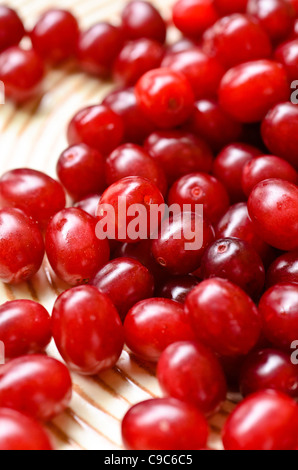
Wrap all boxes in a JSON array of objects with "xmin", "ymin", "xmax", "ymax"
[
  {"xmin": 0, "ymin": 6, "xmax": 24, "ymax": 52},
  {"xmin": 157, "ymin": 341, "xmax": 227, "ymax": 415},
  {"xmin": 156, "ymin": 275, "xmax": 199, "ymax": 304},
  {"xmin": 219, "ymin": 60, "xmax": 289, "ymax": 123},
  {"xmin": 0, "ymin": 168, "xmax": 66, "ymax": 229},
  {"xmin": 122, "ymin": 397, "xmax": 209, "ymax": 450},
  {"xmin": 0, "ymin": 409, "xmax": 52, "ymax": 450},
  {"xmin": 201, "ymin": 238, "xmax": 265, "ymax": 299},
  {"xmin": 121, "ymin": 1, "xmax": 166, "ymax": 43},
  {"xmin": 242, "ymin": 155, "xmax": 297, "ymax": 196},
  {"xmin": 152, "ymin": 212, "xmax": 215, "ymax": 275},
  {"xmin": 52, "ymin": 285, "xmax": 124, "ymax": 375},
  {"xmin": 248, "ymin": 179, "xmax": 298, "ymax": 251},
  {"xmin": 266, "ymin": 251, "xmax": 298, "ymax": 288},
  {"xmin": 187, "ymin": 99, "xmax": 242, "ymax": 152},
  {"xmin": 214, "ymin": 0, "xmax": 248, "ymax": 14},
  {"xmin": 124, "ymin": 298, "xmax": 195, "ymax": 362},
  {"xmin": 57, "ymin": 144, "xmax": 106, "ymax": 201},
  {"xmin": 0, "ymin": 355, "xmax": 72, "ymax": 421},
  {"xmin": 67, "ymin": 105, "xmax": 124, "ymax": 155},
  {"xmin": 135, "ymin": 68, "xmax": 195, "ymax": 129},
  {"xmin": 97, "ymin": 176, "xmax": 164, "ymax": 243},
  {"xmin": 240, "ymin": 349, "xmax": 298, "ymax": 398},
  {"xmin": 0, "ymin": 46, "xmax": 44, "ymax": 103},
  {"xmin": 168, "ymin": 173, "xmax": 230, "ymax": 224},
  {"xmin": 102, "ymin": 87, "xmax": 155, "ymax": 144},
  {"xmin": 105, "ymin": 144, "xmax": 167, "ymax": 196},
  {"xmin": 162, "ymin": 48, "xmax": 225, "ymax": 100},
  {"xmin": 275, "ymin": 39, "xmax": 298, "ymax": 82},
  {"xmin": 0, "ymin": 300, "xmax": 51, "ymax": 359},
  {"xmin": 259, "ymin": 283, "xmax": 298, "ymax": 350},
  {"xmin": 172, "ymin": 0, "xmax": 219, "ymax": 38},
  {"xmin": 0, "ymin": 208, "xmax": 44, "ymax": 284},
  {"xmin": 77, "ymin": 23, "xmax": 124, "ymax": 77},
  {"xmin": 145, "ymin": 131, "xmax": 213, "ymax": 185},
  {"xmin": 247, "ymin": 0, "xmax": 295, "ymax": 43},
  {"xmin": 45, "ymin": 207, "xmax": 110, "ymax": 286},
  {"xmin": 113, "ymin": 38, "xmax": 164, "ymax": 87},
  {"xmin": 215, "ymin": 203, "xmax": 274, "ymax": 264},
  {"xmin": 222, "ymin": 390, "xmax": 298, "ymax": 450},
  {"xmin": 74, "ymin": 193, "xmax": 101, "ymax": 218},
  {"xmin": 185, "ymin": 278, "xmax": 261, "ymax": 356},
  {"xmin": 31, "ymin": 9, "xmax": 79, "ymax": 64},
  {"xmin": 92, "ymin": 258, "xmax": 154, "ymax": 321},
  {"xmin": 202, "ymin": 14, "xmax": 272, "ymax": 68},
  {"xmin": 213, "ymin": 143, "xmax": 262, "ymax": 202},
  {"xmin": 261, "ymin": 102, "xmax": 298, "ymax": 170}
]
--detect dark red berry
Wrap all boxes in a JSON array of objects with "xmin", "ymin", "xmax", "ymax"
[
  {"xmin": 121, "ymin": 1, "xmax": 167, "ymax": 44},
  {"xmin": 266, "ymin": 251, "xmax": 298, "ymax": 288},
  {"xmin": 0, "ymin": 6, "xmax": 25, "ymax": 52},
  {"xmin": 156, "ymin": 275, "xmax": 199, "ymax": 303}
]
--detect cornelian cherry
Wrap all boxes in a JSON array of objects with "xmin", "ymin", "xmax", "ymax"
[
  {"xmin": 124, "ymin": 298, "xmax": 195, "ymax": 362},
  {"xmin": 157, "ymin": 341, "xmax": 227, "ymax": 415},
  {"xmin": 185, "ymin": 278, "xmax": 262, "ymax": 356},
  {"xmin": 275, "ymin": 39, "xmax": 298, "ymax": 82},
  {"xmin": 31, "ymin": 9, "xmax": 79, "ymax": 64},
  {"xmin": 0, "ymin": 6, "xmax": 24, "ymax": 52},
  {"xmin": 67, "ymin": 105, "xmax": 124, "ymax": 155},
  {"xmin": 52, "ymin": 285, "xmax": 124, "ymax": 375},
  {"xmin": 0, "ymin": 300, "xmax": 51, "ymax": 359},
  {"xmin": 122, "ymin": 398, "xmax": 209, "ymax": 450},
  {"xmin": 0, "ymin": 168, "xmax": 66, "ymax": 229},
  {"xmin": 172, "ymin": 0, "xmax": 219, "ymax": 38},
  {"xmin": 0, "ymin": 355, "xmax": 72, "ymax": 421},
  {"xmin": 121, "ymin": 1, "xmax": 166, "ymax": 44},
  {"xmin": 266, "ymin": 251, "xmax": 298, "ymax": 288},
  {"xmin": 135, "ymin": 68, "xmax": 195, "ymax": 129}
]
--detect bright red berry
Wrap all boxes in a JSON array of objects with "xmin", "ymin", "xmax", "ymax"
[
  {"xmin": 172, "ymin": 0, "xmax": 219, "ymax": 38},
  {"xmin": 275, "ymin": 39, "xmax": 298, "ymax": 82},
  {"xmin": 214, "ymin": 0, "xmax": 248, "ymax": 14}
]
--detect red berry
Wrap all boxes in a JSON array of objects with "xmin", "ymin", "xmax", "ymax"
[
  {"xmin": 97, "ymin": 176, "xmax": 164, "ymax": 243},
  {"xmin": 135, "ymin": 68, "xmax": 195, "ymax": 129},
  {"xmin": 172, "ymin": 0, "xmax": 219, "ymax": 38},
  {"xmin": 74, "ymin": 193, "xmax": 101, "ymax": 218},
  {"xmin": 67, "ymin": 105, "xmax": 124, "ymax": 155},
  {"xmin": 92, "ymin": 258, "xmax": 154, "ymax": 321},
  {"xmin": 113, "ymin": 38, "xmax": 164, "ymax": 87},
  {"xmin": 168, "ymin": 173, "xmax": 230, "ymax": 224},
  {"xmin": 0, "ymin": 6, "xmax": 24, "ymax": 52},
  {"xmin": 52, "ymin": 285, "xmax": 123, "ymax": 375},
  {"xmin": 0, "ymin": 168, "xmax": 66, "ymax": 229},
  {"xmin": 201, "ymin": 238, "xmax": 265, "ymax": 299},
  {"xmin": 261, "ymin": 102, "xmax": 298, "ymax": 170},
  {"xmin": 77, "ymin": 23, "xmax": 124, "ymax": 77},
  {"xmin": 202, "ymin": 14, "xmax": 272, "ymax": 68},
  {"xmin": 0, "ymin": 409, "xmax": 52, "ymax": 450},
  {"xmin": 266, "ymin": 251, "xmax": 298, "ymax": 288},
  {"xmin": 156, "ymin": 275, "xmax": 199, "ymax": 303},
  {"xmin": 219, "ymin": 60, "xmax": 289, "ymax": 123},
  {"xmin": 57, "ymin": 144, "xmax": 106, "ymax": 201},
  {"xmin": 102, "ymin": 87, "xmax": 155, "ymax": 144},
  {"xmin": 45, "ymin": 207, "xmax": 110, "ymax": 286},
  {"xmin": 222, "ymin": 390, "xmax": 298, "ymax": 450},
  {"xmin": 213, "ymin": 143, "xmax": 262, "ymax": 202},
  {"xmin": 240, "ymin": 348, "xmax": 298, "ymax": 398},
  {"xmin": 214, "ymin": 0, "xmax": 248, "ymax": 14},
  {"xmin": 0, "ymin": 300, "xmax": 51, "ymax": 359},
  {"xmin": 105, "ymin": 143, "xmax": 167, "ymax": 196},
  {"xmin": 121, "ymin": 1, "xmax": 166, "ymax": 44},
  {"xmin": 152, "ymin": 212, "xmax": 215, "ymax": 275},
  {"xmin": 145, "ymin": 131, "xmax": 213, "ymax": 185},
  {"xmin": 157, "ymin": 341, "xmax": 227, "ymax": 415},
  {"xmin": 248, "ymin": 179, "xmax": 298, "ymax": 251},
  {"xmin": 124, "ymin": 298, "xmax": 195, "ymax": 362},
  {"xmin": 275, "ymin": 39, "xmax": 298, "ymax": 82},
  {"xmin": 0, "ymin": 208, "xmax": 44, "ymax": 284},
  {"xmin": 0, "ymin": 46, "xmax": 44, "ymax": 103},
  {"xmin": 187, "ymin": 99, "xmax": 242, "ymax": 152},
  {"xmin": 31, "ymin": 9, "xmax": 79, "ymax": 64},
  {"xmin": 247, "ymin": 0, "xmax": 295, "ymax": 43},
  {"xmin": 185, "ymin": 278, "xmax": 261, "ymax": 356},
  {"xmin": 242, "ymin": 155, "xmax": 297, "ymax": 196},
  {"xmin": 0, "ymin": 355, "xmax": 72, "ymax": 421},
  {"xmin": 166, "ymin": 38, "xmax": 198, "ymax": 54},
  {"xmin": 259, "ymin": 283, "xmax": 298, "ymax": 350},
  {"xmin": 162, "ymin": 48, "xmax": 225, "ymax": 100}
]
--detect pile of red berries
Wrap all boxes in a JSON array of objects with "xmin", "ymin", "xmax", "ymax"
[{"xmin": 0, "ymin": 0, "xmax": 298, "ymax": 451}]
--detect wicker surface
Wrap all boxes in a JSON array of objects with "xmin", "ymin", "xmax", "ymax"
[{"xmin": 0, "ymin": 0, "xmax": 236, "ymax": 450}]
